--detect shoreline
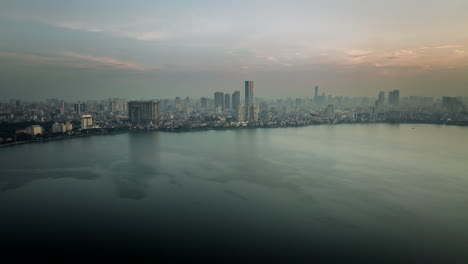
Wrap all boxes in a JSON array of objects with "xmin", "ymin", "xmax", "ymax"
[{"xmin": 1, "ymin": 121, "xmax": 467, "ymax": 148}]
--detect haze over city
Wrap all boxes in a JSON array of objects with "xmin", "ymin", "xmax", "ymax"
[{"xmin": 1, "ymin": 0, "xmax": 468, "ymax": 100}]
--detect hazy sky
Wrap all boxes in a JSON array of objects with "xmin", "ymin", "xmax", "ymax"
[{"xmin": 1, "ymin": 0, "xmax": 467, "ymax": 100}]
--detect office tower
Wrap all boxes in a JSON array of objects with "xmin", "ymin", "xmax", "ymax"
[
  {"xmin": 175, "ymin": 97, "xmax": 181, "ymax": 105},
  {"xmin": 249, "ymin": 104, "xmax": 259, "ymax": 123},
  {"xmin": 128, "ymin": 101, "xmax": 160, "ymax": 124},
  {"xmin": 214, "ymin": 92, "xmax": 225, "ymax": 111},
  {"xmin": 201, "ymin": 97, "xmax": 208, "ymax": 109},
  {"xmin": 74, "ymin": 103, "xmax": 81, "ymax": 114},
  {"xmin": 81, "ymin": 115, "xmax": 93, "ymax": 129},
  {"xmin": 378, "ymin": 92, "xmax": 385, "ymax": 105},
  {"xmin": 224, "ymin": 93, "xmax": 231, "ymax": 110},
  {"xmin": 232, "ymin": 91, "xmax": 240, "ymax": 111},
  {"xmin": 237, "ymin": 104, "xmax": 245, "ymax": 122},
  {"xmin": 315, "ymin": 86, "xmax": 318, "ymax": 97},
  {"xmin": 388, "ymin": 90, "xmax": 400, "ymax": 106},
  {"xmin": 245, "ymin": 81, "xmax": 254, "ymax": 105}
]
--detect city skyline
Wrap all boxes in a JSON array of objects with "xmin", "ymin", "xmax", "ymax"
[{"xmin": 1, "ymin": 0, "xmax": 468, "ymax": 100}]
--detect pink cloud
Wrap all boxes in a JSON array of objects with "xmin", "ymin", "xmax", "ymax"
[{"xmin": 59, "ymin": 52, "xmax": 152, "ymax": 71}]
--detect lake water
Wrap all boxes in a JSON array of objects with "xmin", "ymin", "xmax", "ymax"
[{"xmin": 1, "ymin": 124, "xmax": 467, "ymax": 262}]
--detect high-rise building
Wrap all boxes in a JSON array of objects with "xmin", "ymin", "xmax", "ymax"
[
  {"xmin": 442, "ymin": 97, "xmax": 464, "ymax": 113},
  {"xmin": 378, "ymin": 92, "xmax": 385, "ymax": 105},
  {"xmin": 128, "ymin": 101, "xmax": 160, "ymax": 124},
  {"xmin": 315, "ymin": 86, "xmax": 318, "ymax": 97},
  {"xmin": 237, "ymin": 104, "xmax": 245, "ymax": 122},
  {"xmin": 201, "ymin": 97, "xmax": 208, "ymax": 109},
  {"xmin": 389, "ymin": 90, "xmax": 400, "ymax": 106},
  {"xmin": 245, "ymin": 81, "xmax": 254, "ymax": 105},
  {"xmin": 224, "ymin": 93, "xmax": 231, "ymax": 110},
  {"xmin": 214, "ymin": 92, "xmax": 225, "ymax": 111},
  {"xmin": 249, "ymin": 104, "xmax": 259, "ymax": 123},
  {"xmin": 81, "ymin": 115, "xmax": 93, "ymax": 129},
  {"xmin": 232, "ymin": 91, "xmax": 240, "ymax": 111}
]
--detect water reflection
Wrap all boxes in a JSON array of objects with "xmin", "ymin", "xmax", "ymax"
[{"xmin": 110, "ymin": 132, "xmax": 161, "ymax": 200}]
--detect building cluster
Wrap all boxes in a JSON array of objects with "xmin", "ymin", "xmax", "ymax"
[{"xmin": 0, "ymin": 81, "xmax": 467, "ymax": 144}]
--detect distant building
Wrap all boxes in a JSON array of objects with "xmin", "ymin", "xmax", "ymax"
[
  {"xmin": 245, "ymin": 81, "xmax": 254, "ymax": 105},
  {"xmin": 326, "ymin": 104, "xmax": 335, "ymax": 118},
  {"xmin": 65, "ymin": 122, "xmax": 73, "ymax": 132},
  {"xmin": 378, "ymin": 92, "xmax": 385, "ymax": 105},
  {"xmin": 27, "ymin": 125, "xmax": 43, "ymax": 136},
  {"xmin": 249, "ymin": 104, "xmax": 259, "ymax": 123},
  {"xmin": 224, "ymin": 93, "xmax": 231, "ymax": 110},
  {"xmin": 214, "ymin": 92, "xmax": 224, "ymax": 111},
  {"xmin": 314, "ymin": 86, "xmax": 318, "ymax": 97},
  {"xmin": 237, "ymin": 104, "xmax": 245, "ymax": 122},
  {"xmin": 232, "ymin": 91, "xmax": 241, "ymax": 111},
  {"xmin": 200, "ymin": 97, "xmax": 208, "ymax": 109},
  {"xmin": 81, "ymin": 115, "xmax": 93, "ymax": 129},
  {"xmin": 128, "ymin": 101, "xmax": 160, "ymax": 124},
  {"xmin": 442, "ymin": 97, "xmax": 464, "ymax": 113},
  {"xmin": 389, "ymin": 90, "xmax": 400, "ymax": 106}
]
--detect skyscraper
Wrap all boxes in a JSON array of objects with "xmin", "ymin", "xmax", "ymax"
[
  {"xmin": 224, "ymin": 93, "xmax": 231, "ymax": 110},
  {"xmin": 389, "ymin": 90, "xmax": 400, "ymax": 106},
  {"xmin": 249, "ymin": 104, "xmax": 259, "ymax": 123},
  {"xmin": 200, "ymin": 97, "xmax": 208, "ymax": 109},
  {"xmin": 232, "ymin": 91, "xmax": 240, "ymax": 111},
  {"xmin": 245, "ymin": 81, "xmax": 254, "ymax": 105},
  {"xmin": 214, "ymin": 92, "xmax": 225, "ymax": 111},
  {"xmin": 378, "ymin": 92, "xmax": 385, "ymax": 105},
  {"xmin": 128, "ymin": 101, "xmax": 160, "ymax": 124},
  {"xmin": 315, "ymin": 86, "xmax": 318, "ymax": 97}
]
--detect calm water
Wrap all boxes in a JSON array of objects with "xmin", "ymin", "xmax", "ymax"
[{"xmin": 1, "ymin": 124, "xmax": 468, "ymax": 262}]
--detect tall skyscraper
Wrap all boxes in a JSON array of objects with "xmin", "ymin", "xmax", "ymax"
[
  {"xmin": 232, "ymin": 91, "xmax": 240, "ymax": 111},
  {"xmin": 389, "ymin": 90, "xmax": 400, "ymax": 106},
  {"xmin": 214, "ymin": 92, "xmax": 225, "ymax": 111},
  {"xmin": 128, "ymin": 101, "xmax": 160, "ymax": 124},
  {"xmin": 245, "ymin": 81, "xmax": 254, "ymax": 105},
  {"xmin": 315, "ymin": 86, "xmax": 318, "ymax": 97},
  {"xmin": 378, "ymin": 92, "xmax": 385, "ymax": 105},
  {"xmin": 224, "ymin": 93, "xmax": 231, "ymax": 110},
  {"xmin": 200, "ymin": 97, "xmax": 208, "ymax": 109}
]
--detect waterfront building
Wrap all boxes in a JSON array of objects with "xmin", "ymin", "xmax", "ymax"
[
  {"xmin": 245, "ymin": 81, "xmax": 254, "ymax": 105},
  {"xmin": 81, "ymin": 115, "xmax": 93, "ymax": 130},
  {"xmin": 224, "ymin": 94, "xmax": 231, "ymax": 110},
  {"xmin": 249, "ymin": 104, "xmax": 259, "ymax": 123},
  {"xmin": 27, "ymin": 125, "xmax": 43, "ymax": 136},
  {"xmin": 389, "ymin": 90, "xmax": 400, "ymax": 106},
  {"xmin": 237, "ymin": 104, "xmax": 245, "ymax": 122},
  {"xmin": 232, "ymin": 91, "xmax": 241, "ymax": 111},
  {"xmin": 214, "ymin": 92, "xmax": 225, "ymax": 111},
  {"xmin": 128, "ymin": 101, "xmax": 160, "ymax": 124}
]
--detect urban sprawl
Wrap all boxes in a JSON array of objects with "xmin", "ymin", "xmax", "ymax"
[{"xmin": 1, "ymin": 81, "xmax": 467, "ymax": 146}]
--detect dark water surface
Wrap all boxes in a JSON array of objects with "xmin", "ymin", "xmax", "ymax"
[{"xmin": 1, "ymin": 124, "xmax": 468, "ymax": 262}]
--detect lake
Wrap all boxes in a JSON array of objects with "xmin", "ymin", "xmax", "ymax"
[{"xmin": 1, "ymin": 124, "xmax": 467, "ymax": 262}]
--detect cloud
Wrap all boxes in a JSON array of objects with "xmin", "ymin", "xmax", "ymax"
[
  {"xmin": 0, "ymin": 51, "xmax": 152, "ymax": 71},
  {"xmin": 344, "ymin": 49, "xmax": 373, "ymax": 58},
  {"xmin": 434, "ymin": 45, "xmax": 464, "ymax": 49},
  {"xmin": 59, "ymin": 52, "xmax": 153, "ymax": 71}
]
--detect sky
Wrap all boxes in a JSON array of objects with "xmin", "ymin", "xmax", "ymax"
[{"xmin": 0, "ymin": 0, "xmax": 467, "ymax": 100}]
